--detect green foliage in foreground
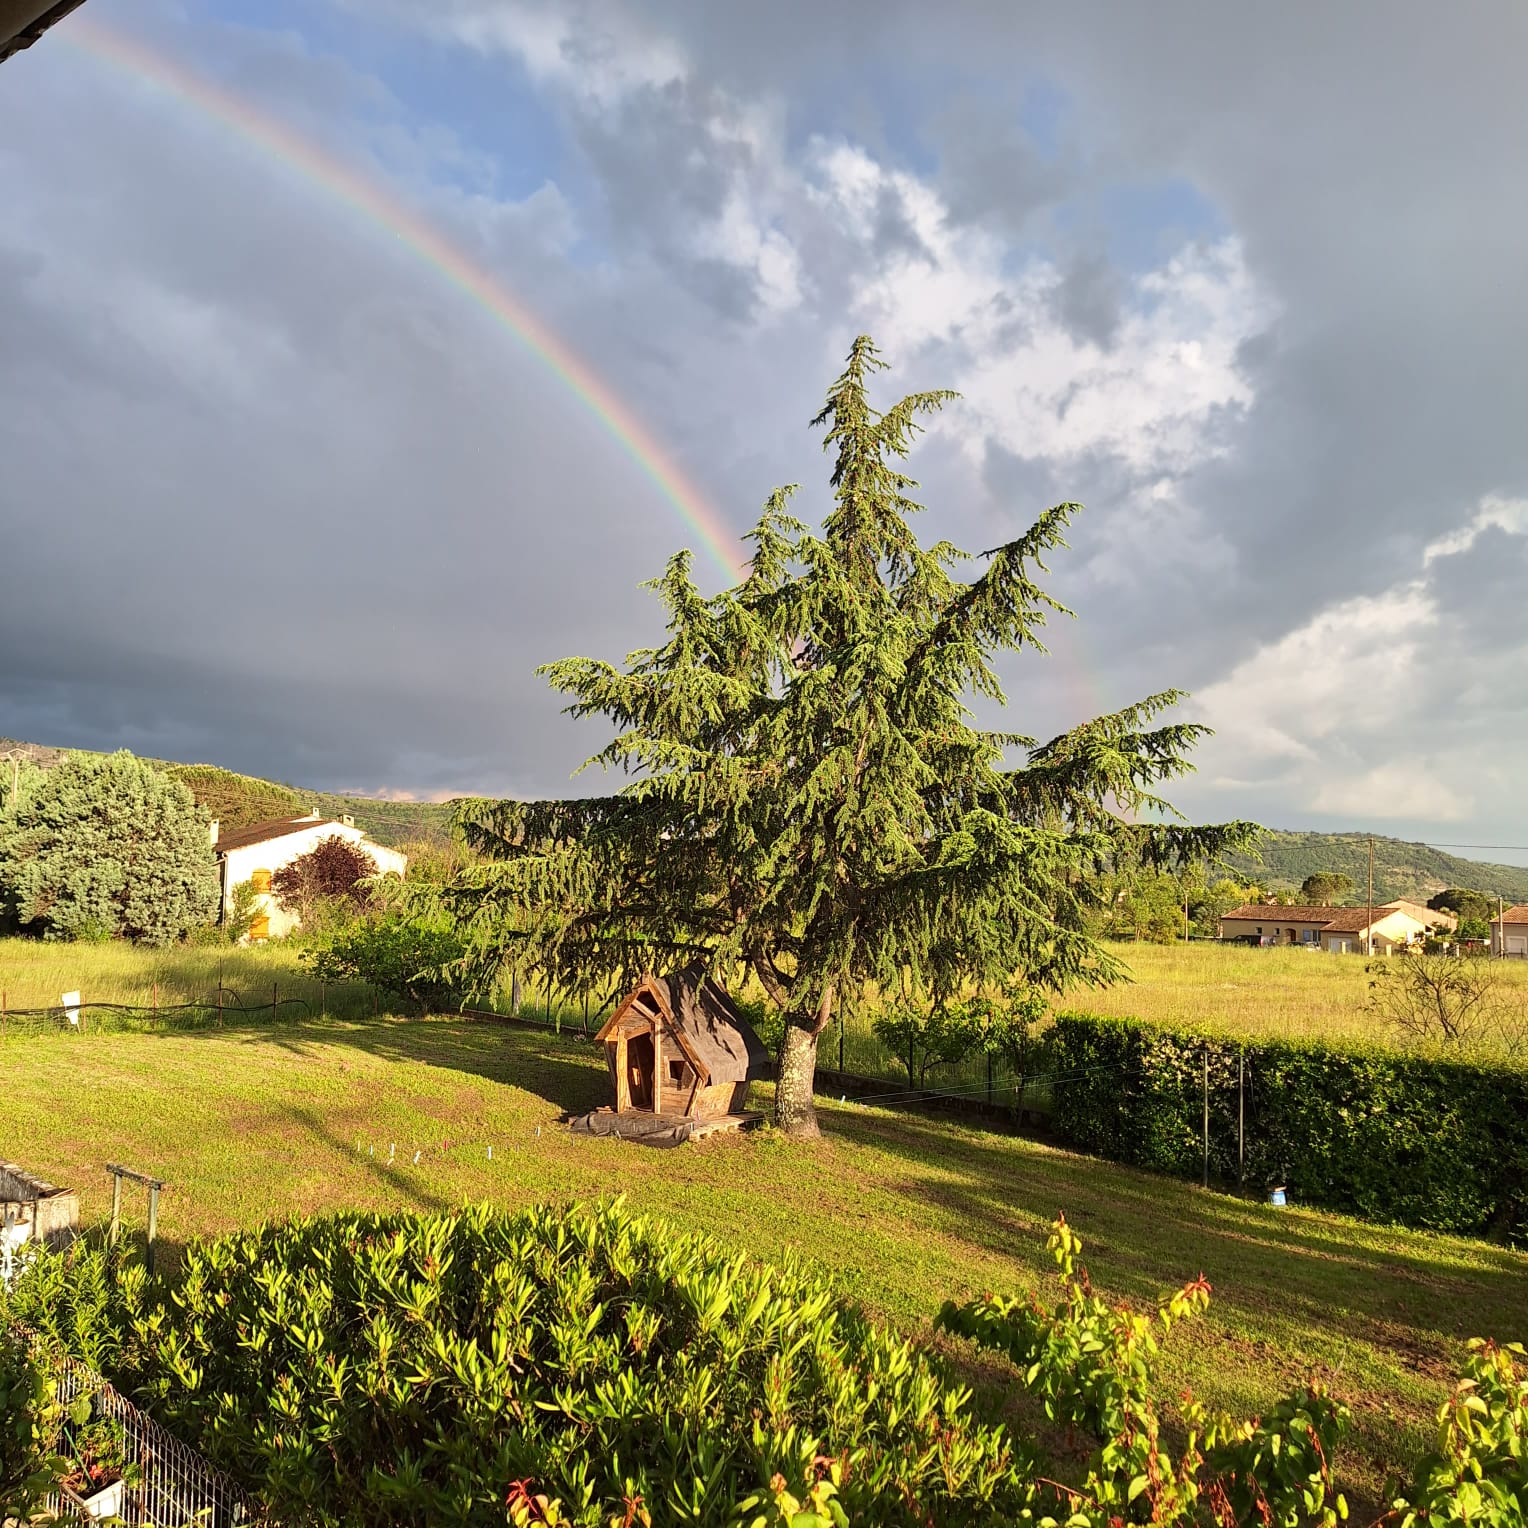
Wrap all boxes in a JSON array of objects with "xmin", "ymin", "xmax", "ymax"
[
  {"xmin": 1397, "ymin": 1339, "xmax": 1528, "ymax": 1527},
  {"xmin": 5, "ymin": 1202, "xmax": 1523, "ymax": 1527},
  {"xmin": 939, "ymin": 1215, "xmax": 1351, "ymax": 1527},
  {"xmin": 0, "ymin": 750, "xmax": 218, "ymax": 944},
  {"xmin": 0, "ymin": 1329, "xmax": 62, "ymax": 1522},
  {"xmin": 8, "ymin": 1201, "xmax": 1027, "ymax": 1526},
  {"xmin": 1045, "ymin": 1013, "xmax": 1528, "ymax": 1238}
]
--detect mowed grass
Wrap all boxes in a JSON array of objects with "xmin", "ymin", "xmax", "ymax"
[{"xmin": 2, "ymin": 1012, "xmax": 1524, "ymax": 1513}]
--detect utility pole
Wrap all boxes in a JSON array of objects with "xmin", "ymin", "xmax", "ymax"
[
  {"xmin": 1366, "ymin": 836, "xmax": 1375, "ymax": 957},
  {"xmin": 1499, "ymin": 895, "xmax": 1506, "ymax": 959}
]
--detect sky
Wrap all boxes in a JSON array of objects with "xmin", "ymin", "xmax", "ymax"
[{"xmin": 3, "ymin": 0, "xmax": 1528, "ymax": 856}]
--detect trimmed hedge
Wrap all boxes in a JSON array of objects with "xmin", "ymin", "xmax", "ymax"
[{"xmin": 1045, "ymin": 1014, "xmax": 1528, "ymax": 1239}]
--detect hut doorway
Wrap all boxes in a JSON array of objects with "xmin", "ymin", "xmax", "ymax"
[{"xmin": 626, "ymin": 1033, "xmax": 655, "ymax": 1110}]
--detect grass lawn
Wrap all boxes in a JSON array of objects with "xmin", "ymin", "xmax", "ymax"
[{"xmin": 3, "ymin": 1012, "xmax": 1524, "ymax": 1513}]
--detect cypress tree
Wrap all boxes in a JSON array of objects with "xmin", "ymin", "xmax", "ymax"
[{"xmin": 452, "ymin": 339, "xmax": 1256, "ymax": 1135}]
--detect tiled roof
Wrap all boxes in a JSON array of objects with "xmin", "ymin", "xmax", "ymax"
[
  {"xmin": 1319, "ymin": 907, "xmax": 1394, "ymax": 933},
  {"xmin": 213, "ymin": 814, "xmax": 334, "ymax": 853},
  {"xmin": 1493, "ymin": 904, "xmax": 1528, "ymax": 925},
  {"xmin": 1220, "ymin": 905, "xmax": 1344, "ymax": 925},
  {"xmin": 1219, "ymin": 904, "xmax": 1423, "ymax": 933}
]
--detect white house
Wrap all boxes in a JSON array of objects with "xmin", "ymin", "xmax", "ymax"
[
  {"xmin": 213, "ymin": 812, "xmax": 407, "ymax": 941},
  {"xmin": 1217, "ymin": 903, "xmax": 1430, "ymax": 954}
]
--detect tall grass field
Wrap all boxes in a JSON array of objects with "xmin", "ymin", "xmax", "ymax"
[{"xmin": 4, "ymin": 935, "xmax": 1525, "ymax": 1070}]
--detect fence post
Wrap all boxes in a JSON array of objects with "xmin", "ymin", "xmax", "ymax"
[
  {"xmin": 152, "ymin": 981, "xmax": 158, "ymax": 1021},
  {"xmin": 321, "ymin": 979, "xmax": 326, "ymax": 1019},
  {"xmin": 1238, "ymin": 1049, "xmax": 1245, "ymax": 1189},
  {"xmin": 109, "ymin": 1172, "xmax": 122, "ymax": 1246},
  {"xmin": 1202, "ymin": 1045, "xmax": 1210, "ymax": 1189},
  {"xmin": 146, "ymin": 1182, "xmax": 159, "ymax": 1277},
  {"xmin": 273, "ymin": 981, "xmax": 278, "ymax": 1017},
  {"xmin": 838, "ymin": 1010, "xmax": 844, "ymax": 1073}
]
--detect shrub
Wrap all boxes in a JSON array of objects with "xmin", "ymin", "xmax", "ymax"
[
  {"xmin": 0, "ymin": 750, "xmax": 219, "ymax": 945},
  {"xmin": 1043, "ymin": 1013, "xmax": 1528, "ymax": 1237},
  {"xmin": 272, "ymin": 835, "xmax": 379, "ymax": 922},
  {"xmin": 0, "ymin": 1328, "xmax": 63, "ymax": 1521},
  {"xmin": 11, "ymin": 1201, "xmax": 1031, "ymax": 1526},
  {"xmin": 301, "ymin": 911, "xmax": 471, "ymax": 1008},
  {"xmin": 938, "ymin": 1214, "xmax": 1350, "ymax": 1527},
  {"xmin": 1394, "ymin": 1339, "xmax": 1528, "ymax": 1526}
]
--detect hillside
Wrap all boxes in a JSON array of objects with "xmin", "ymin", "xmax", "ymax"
[
  {"xmin": 10, "ymin": 739, "xmax": 1528, "ymax": 895},
  {"xmin": 1, "ymin": 740, "xmax": 455, "ymax": 849},
  {"xmin": 1219, "ymin": 829, "xmax": 1528, "ymax": 904}
]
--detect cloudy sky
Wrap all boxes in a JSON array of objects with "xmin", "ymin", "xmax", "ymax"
[{"xmin": 3, "ymin": 1, "xmax": 1527, "ymax": 853}]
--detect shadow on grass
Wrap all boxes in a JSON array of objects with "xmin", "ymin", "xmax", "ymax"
[
  {"xmin": 821, "ymin": 1103, "xmax": 1528, "ymax": 1355},
  {"xmin": 190, "ymin": 1013, "xmax": 614, "ymax": 1118}
]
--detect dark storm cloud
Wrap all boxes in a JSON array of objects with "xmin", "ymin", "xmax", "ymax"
[{"xmin": 5, "ymin": 0, "xmax": 1528, "ymax": 842}]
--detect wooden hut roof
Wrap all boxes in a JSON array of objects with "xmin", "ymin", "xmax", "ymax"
[{"xmin": 598, "ymin": 969, "xmax": 771, "ymax": 1086}]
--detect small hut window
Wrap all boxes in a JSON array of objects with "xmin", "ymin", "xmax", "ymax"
[
  {"xmin": 250, "ymin": 869, "xmax": 272, "ymax": 893},
  {"xmin": 249, "ymin": 914, "xmax": 270, "ymax": 941}
]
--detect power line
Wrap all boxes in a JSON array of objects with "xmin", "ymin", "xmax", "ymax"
[{"xmin": 1425, "ymin": 842, "xmax": 1528, "ymax": 853}]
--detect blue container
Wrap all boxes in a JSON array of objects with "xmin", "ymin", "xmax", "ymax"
[{"xmin": 1268, "ymin": 1186, "xmax": 1287, "ymax": 1208}]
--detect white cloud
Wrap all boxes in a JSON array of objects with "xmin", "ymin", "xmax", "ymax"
[
  {"xmin": 1312, "ymin": 764, "xmax": 1472, "ymax": 822},
  {"xmin": 1182, "ymin": 489, "xmax": 1528, "ymax": 829},
  {"xmin": 442, "ymin": 1, "xmax": 686, "ymax": 106},
  {"xmin": 1422, "ymin": 494, "xmax": 1528, "ymax": 564}
]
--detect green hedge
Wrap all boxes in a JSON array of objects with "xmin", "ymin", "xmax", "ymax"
[{"xmin": 1044, "ymin": 1014, "xmax": 1528, "ymax": 1239}]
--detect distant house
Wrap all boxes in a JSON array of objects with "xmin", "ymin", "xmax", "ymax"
[
  {"xmin": 212, "ymin": 812, "xmax": 407, "ymax": 941},
  {"xmin": 1490, "ymin": 905, "xmax": 1528, "ymax": 959},
  {"xmin": 1378, "ymin": 899, "xmax": 1457, "ymax": 932},
  {"xmin": 1, "ymin": 0, "xmax": 89, "ymax": 66},
  {"xmin": 1217, "ymin": 904, "xmax": 1429, "ymax": 954}
]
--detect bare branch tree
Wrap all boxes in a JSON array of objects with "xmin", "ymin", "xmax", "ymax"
[{"xmin": 1366, "ymin": 953, "xmax": 1518, "ymax": 1051}]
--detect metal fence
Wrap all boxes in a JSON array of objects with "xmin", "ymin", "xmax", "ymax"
[{"xmin": 16, "ymin": 1328, "xmax": 253, "ymax": 1526}]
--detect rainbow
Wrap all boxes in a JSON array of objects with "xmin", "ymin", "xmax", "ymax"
[{"xmin": 59, "ymin": 16, "xmax": 748, "ymax": 584}]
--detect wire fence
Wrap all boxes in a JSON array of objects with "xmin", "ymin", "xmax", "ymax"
[
  {"xmin": 13, "ymin": 1324, "xmax": 253, "ymax": 1526},
  {"xmin": 0, "ymin": 987, "xmax": 315, "ymax": 1037}
]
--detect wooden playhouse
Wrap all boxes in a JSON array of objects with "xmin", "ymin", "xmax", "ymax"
[{"xmin": 571, "ymin": 969, "xmax": 771, "ymax": 1143}]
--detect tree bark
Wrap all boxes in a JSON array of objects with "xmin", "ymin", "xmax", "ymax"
[
  {"xmin": 774, "ymin": 983, "xmax": 833, "ymax": 1138},
  {"xmin": 510, "ymin": 973, "xmax": 523, "ymax": 1017},
  {"xmin": 775, "ymin": 1018, "xmax": 821, "ymax": 1138}
]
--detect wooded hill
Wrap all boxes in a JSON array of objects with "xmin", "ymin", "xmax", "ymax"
[
  {"xmin": 9, "ymin": 740, "xmax": 1528, "ymax": 895},
  {"xmin": 1218, "ymin": 829, "xmax": 1528, "ymax": 904}
]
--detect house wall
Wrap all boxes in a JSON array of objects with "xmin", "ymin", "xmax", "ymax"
[
  {"xmin": 1219, "ymin": 917, "xmax": 1329, "ymax": 947},
  {"xmin": 1367, "ymin": 910, "xmax": 1427, "ymax": 953},
  {"xmin": 220, "ymin": 825, "xmax": 407, "ymax": 940},
  {"xmin": 1383, "ymin": 900, "xmax": 1455, "ymax": 930},
  {"xmin": 1492, "ymin": 921, "xmax": 1528, "ymax": 958}
]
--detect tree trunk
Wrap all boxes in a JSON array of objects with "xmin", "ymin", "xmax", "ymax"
[
  {"xmin": 510, "ymin": 973, "xmax": 522, "ymax": 1017},
  {"xmin": 775, "ymin": 1017, "xmax": 821, "ymax": 1138}
]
